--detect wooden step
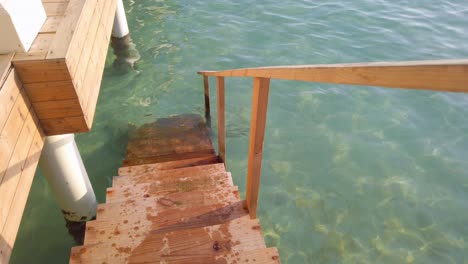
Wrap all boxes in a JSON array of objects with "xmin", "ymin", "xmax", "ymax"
[
  {"xmin": 118, "ymin": 155, "xmax": 220, "ymax": 175},
  {"xmin": 160, "ymin": 247, "xmax": 281, "ymax": 264},
  {"xmin": 85, "ymin": 200, "xmax": 249, "ymax": 245},
  {"xmin": 105, "ymin": 172, "xmax": 234, "ymax": 203},
  {"xmin": 70, "ymin": 217, "xmax": 266, "ymax": 264},
  {"xmin": 113, "ymin": 163, "xmax": 226, "ymax": 187},
  {"xmin": 122, "ymin": 150, "xmax": 216, "ymax": 167},
  {"xmin": 97, "ymin": 187, "xmax": 240, "ymax": 221}
]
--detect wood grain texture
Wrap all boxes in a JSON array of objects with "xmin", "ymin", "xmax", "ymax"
[
  {"xmin": 0, "ymin": 125, "xmax": 44, "ymax": 264},
  {"xmin": 96, "ymin": 187, "xmax": 240, "ymax": 221},
  {"xmin": 0, "ymin": 53, "xmax": 13, "ymax": 87},
  {"xmin": 40, "ymin": 16, "xmax": 63, "ymax": 33},
  {"xmin": 199, "ymin": 59, "xmax": 468, "ymax": 93},
  {"xmin": 70, "ymin": 218, "xmax": 266, "ymax": 264},
  {"xmin": 0, "ymin": 70, "xmax": 21, "ymax": 132},
  {"xmin": 246, "ymin": 78, "xmax": 270, "ymax": 219},
  {"xmin": 203, "ymin": 75, "xmax": 211, "ymax": 120},
  {"xmin": 13, "ymin": 59, "xmax": 71, "ymax": 84},
  {"xmin": 40, "ymin": 115, "xmax": 88, "ymax": 135},
  {"xmin": 86, "ymin": 201, "xmax": 249, "ymax": 245},
  {"xmin": 0, "ymin": 87, "xmax": 31, "ymax": 186},
  {"xmin": 33, "ymin": 99, "xmax": 83, "ymax": 119},
  {"xmin": 106, "ymin": 172, "xmax": 233, "ymax": 203},
  {"xmin": 23, "ymin": 80, "xmax": 77, "ymax": 102},
  {"xmin": 118, "ymin": 155, "xmax": 219, "ymax": 175},
  {"xmin": 112, "ymin": 163, "xmax": 226, "ymax": 188},
  {"xmin": 43, "ymin": 2, "xmax": 68, "ymax": 16},
  {"xmin": 216, "ymin": 76, "xmax": 226, "ymax": 163}
]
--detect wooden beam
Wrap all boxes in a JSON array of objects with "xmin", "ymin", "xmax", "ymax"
[
  {"xmin": 246, "ymin": 77, "xmax": 270, "ymax": 219},
  {"xmin": 203, "ymin": 75, "xmax": 211, "ymax": 123},
  {"xmin": 199, "ymin": 59, "xmax": 468, "ymax": 93},
  {"xmin": 216, "ymin": 76, "xmax": 226, "ymax": 163}
]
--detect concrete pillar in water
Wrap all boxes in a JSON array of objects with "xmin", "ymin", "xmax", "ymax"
[
  {"xmin": 111, "ymin": 0, "xmax": 140, "ymax": 72},
  {"xmin": 39, "ymin": 134, "xmax": 97, "ymax": 243},
  {"xmin": 112, "ymin": 0, "xmax": 130, "ymax": 38}
]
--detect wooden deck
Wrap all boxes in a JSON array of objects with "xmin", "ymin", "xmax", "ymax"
[
  {"xmin": 11, "ymin": 0, "xmax": 117, "ymax": 135},
  {"xmin": 69, "ymin": 114, "xmax": 280, "ymax": 263}
]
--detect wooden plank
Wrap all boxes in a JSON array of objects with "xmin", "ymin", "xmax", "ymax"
[
  {"xmin": 97, "ymin": 187, "xmax": 240, "ymax": 221},
  {"xmin": 86, "ymin": 201, "xmax": 248, "ymax": 245},
  {"xmin": 13, "ymin": 59, "xmax": 70, "ymax": 84},
  {"xmin": 40, "ymin": 115, "xmax": 88, "ymax": 135},
  {"xmin": 0, "ymin": 70, "xmax": 21, "ymax": 132},
  {"xmin": 83, "ymin": 0, "xmax": 117, "ymax": 126},
  {"xmin": 0, "ymin": 108, "xmax": 35, "ymax": 235},
  {"xmin": 123, "ymin": 149, "xmax": 216, "ymax": 167},
  {"xmin": 73, "ymin": 0, "xmax": 104, "ymax": 93},
  {"xmin": 14, "ymin": 36, "xmax": 50, "ymax": 61},
  {"xmin": 203, "ymin": 75, "xmax": 211, "ymax": 121},
  {"xmin": 33, "ymin": 99, "xmax": 83, "ymax": 119},
  {"xmin": 246, "ymin": 78, "xmax": 270, "ymax": 219},
  {"xmin": 0, "ymin": 127, "xmax": 44, "ymax": 264},
  {"xmin": 43, "ymin": 2, "xmax": 68, "ymax": 16},
  {"xmin": 46, "ymin": 0, "xmax": 94, "ymax": 60},
  {"xmin": 0, "ymin": 53, "xmax": 14, "ymax": 87},
  {"xmin": 113, "ymin": 163, "xmax": 226, "ymax": 187},
  {"xmin": 199, "ymin": 59, "xmax": 468, "ymax": 93},
  {"xmin": 13, "ymin": 33, "xmax": 56, "ymax": 61},
  {"xmin": 164, "ymin": 248, "xmax": 281, "ymax": 264},
  {"xmin": 23, "ymin": 80, "xmax": 77, "ymax": 102},
  {"xmin": 118, "ymin": 155, "xmax": 219, "ymax": 175},
  {"xmin": 216, "ymin": 76, "xmax": 226, "ymax": 163},
  {"xmin": 70, "ymin": 218, "xmax": 265, "ymax": 263},
  {"xmin": 106, "ymin": 172, "xmax": 233, "ymax": 203},
  {"xmin": 40, "ymin": 16, "xmax": 63, "ymax": 33},
  {"xmin": 0, "ymin": 88, "xmax": 31, "ymax": 185}
]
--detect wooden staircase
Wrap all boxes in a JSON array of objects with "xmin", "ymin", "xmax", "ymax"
[{"xmin": 69, "ymin": 114, "xmax": 280, "ymax": 263}]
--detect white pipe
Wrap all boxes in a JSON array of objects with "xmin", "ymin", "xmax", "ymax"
[
  {"xmin": 112, "ymin": 0, "xmax": 129, "ymax": 38},
  {"xmin": 39, "ymin": 134, "xmax": 97, "ymax": 222}
]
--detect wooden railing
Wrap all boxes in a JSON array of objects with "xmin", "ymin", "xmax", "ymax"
[{"xmin": 198, "ymin": 59, "xmax": 468, "ymax": 219}]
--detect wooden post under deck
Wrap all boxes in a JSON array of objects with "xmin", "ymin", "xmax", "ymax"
[
  {"xmin": 203, "ymin": 75, "xmax": 211, "ymax": 123},
  {"xmin": 216, "ymin": 76, "xmax": 226, "ymax": 163},
  {"xmin": 246, "ymin": 77, "xmax": 270, "ymax": 219}
]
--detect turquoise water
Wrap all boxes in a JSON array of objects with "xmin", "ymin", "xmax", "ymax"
[{"xmin": 11, "ymin": 0, "xmax": 468, "ymax": 263}]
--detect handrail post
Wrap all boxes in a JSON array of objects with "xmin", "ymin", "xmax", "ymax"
[
  {"xmin": 216, "ymin": 76, "xmax": 226, "ymax": 163},
  {"xmin": 203, "ymin": 75, "xmax": 211, "ymax": 126},
  {"xmin": 246, "ymin": 77, "xmax": 270, "ymax": 219}
]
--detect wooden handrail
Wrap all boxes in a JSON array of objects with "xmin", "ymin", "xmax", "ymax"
[
  {"xmin": 199, "ymin": 58, "xmax": 468, "ymax": 219},
  {"xmin": 199, "ymin": 59, "xmax": 468, "ymax": 93}
]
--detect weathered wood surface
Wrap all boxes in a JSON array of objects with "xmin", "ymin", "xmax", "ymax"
[
  {"xmin": 71, "ymin": 115, "xmax": 279, "ymax": 263},
  {"xmin": 113, "ymin": 163, "xmax": 226, "ymax": 187},
  {"xmin": 0, "ymin": 53, "xmax": 14, "ymax": 86},
  {"xmin": 246, "ymin": 78, "xmax": 270, "ymax": 219},
  {"xmin": 86, "ymin": 201, "xmax": 248, "ymax": 244},
  {"xmin": 123, "ymin": 114, "xmax": 215, "ymax": 166},
  {"xmin": 118, "ymin": 155, "xmax": 219, "ymax": 175},
  {"xmin": 0, "ymin": 69, "xmax": 45, "ymax": 264},
  {"xmin": 199, "ymin": 59, "xmax": 468, "ymax": 93},
  {"xmin": 106, "ymin": 172, "xmax": 234, "ymax": 203},
  {"xmin": 71, "ymin": 218, "xmax": 266, "ymax": 264},
  {"xmin": 97, "ymin": 187, "xmax": 240, "ymax": 221},
  {"xmin": 11, "ymin": 0, "xmax": 116, "ymax": 135},
  {"xmin": 216, "ymin": 76, "xmax": 226, "ymax": 163}
]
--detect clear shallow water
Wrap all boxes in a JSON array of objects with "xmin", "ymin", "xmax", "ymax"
[{"xmin": 11, "ymin": 0, "xmax": 468, "ymax": 263}]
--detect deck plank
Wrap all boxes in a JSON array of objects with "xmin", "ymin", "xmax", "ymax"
[
  {"xmin": 70, "ymin": 218, "xmax": 265, "ymax": 264},
  {"xmin": 113, "ymin": 163, "xmax": 226, "ymax": 187},
  {"xmin": 106, "ymin": 172, "xmax": 233, "ymax": 203}
]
